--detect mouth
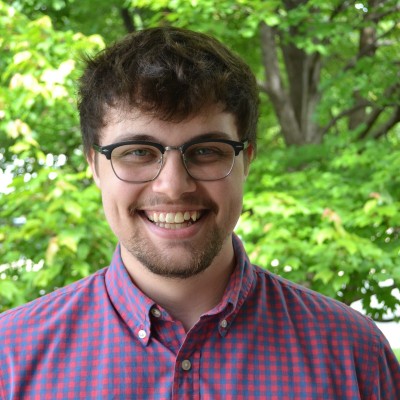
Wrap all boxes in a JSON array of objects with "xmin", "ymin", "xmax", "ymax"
[{"xmin": 141, "ymin": 210, "xmax": 203, "ymax": 230}]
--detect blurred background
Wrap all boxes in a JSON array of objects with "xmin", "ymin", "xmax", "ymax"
[{"xmin": 0, "ymin": 0, "xmax": 399, "ymax": 356}]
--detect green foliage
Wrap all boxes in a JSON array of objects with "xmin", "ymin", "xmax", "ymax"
[
  {"xmin": 238, "ymin": 134, "xmax": 400, "ymax": 320},
  {"xmin": 7, "ymin": 0, "xmax": 131, "ymax": 42},
  {"xmin": 131, "ymin": 0, "xmax": 400, "ymax": 139},
  {"xmin": 0, "ymin": 2, "xmax": 113, "ymax": 311},
  {"xmin": 131, "ymin": 0, "xmax": 266, "ymax": 66}
]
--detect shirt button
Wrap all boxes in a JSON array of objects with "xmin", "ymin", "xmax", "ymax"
[
  {"xmin": 181, "ymin": 359, "xmax": 192, "ymax": 371},
  {"xmin": 138, "ymin": 329, "xmax": 147, "ymax": 339},
  {"xmin": 151, "ymin": 308, "xmax": 162, "ymax": 318},
  {"xmin": 220, "ymin": 319, "xmax": 228, "ymax": 328}
]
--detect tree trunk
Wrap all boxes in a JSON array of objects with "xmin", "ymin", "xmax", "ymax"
[
  {"xmin": 259, "ymin": 21, "xmax": 322, "ymax": 146},
  {"xmin": 349, "ymin": 25, "xmax": 377, "ymax": 130},
  {"xmin": 259, "ymin": 22, "xmax": 299, "ymax": 145}
]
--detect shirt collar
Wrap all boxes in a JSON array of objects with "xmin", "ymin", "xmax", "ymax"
[
  {"xmin": 209, "ymin": 234, "xmax": 256, "ymax": 335},
  {"xmin": 105, "ymin": 247, "xmax": 155, "ymax": 346},
  {"xmin": 105, "ymin": 234, "xmax": 255, "ymax": 343}
]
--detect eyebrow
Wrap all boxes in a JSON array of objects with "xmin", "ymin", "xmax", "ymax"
[
  {"xmin": 112, "ymin": 133, "xmax": 157, "ymax": 142},
  {"xmin": 111, "ymin": 131, "xmax": 232, "ymax": 145}
]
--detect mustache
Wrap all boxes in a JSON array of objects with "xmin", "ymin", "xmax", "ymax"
[{"xmin": 129, "ymin": 194, "xmax": 218, "ymax": 212}]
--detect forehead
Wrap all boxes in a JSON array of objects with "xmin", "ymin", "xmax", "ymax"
[{"xmin": 99, "ymin": 106, "xmax": 239, "ymax": 145}]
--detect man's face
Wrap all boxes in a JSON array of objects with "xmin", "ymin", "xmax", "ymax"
[{"xmin": 88, "ymin": 107, "xmax": 251, "ymax": 279}]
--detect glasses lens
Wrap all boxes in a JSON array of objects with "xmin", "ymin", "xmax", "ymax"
[
  {"xmin": 184, "ymin": 141, "xmax": 235, "ymax": 180},
  {"xmin": 110, "ymin": 144, "xmax": 162, "ymax": 182}
]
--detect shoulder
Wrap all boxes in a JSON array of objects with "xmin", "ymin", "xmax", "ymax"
[
  {"xmin": 251, "ymin": 264, "xmax": 382, "ymax": 344},
  {"xmin": 245, "ymin": 264, "xmax": 400, "ymax": 397},
  {"xmin": 0, "ymin": 267, "xmax": 108, "ymax": 331}
]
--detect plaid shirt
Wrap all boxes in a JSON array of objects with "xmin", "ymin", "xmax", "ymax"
[{"xmin": 1, "ymin": 235, "xmax": 399, "ymax": 399}]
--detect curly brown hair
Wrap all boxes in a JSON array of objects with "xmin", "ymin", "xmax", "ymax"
[{"xmin": 78, "ymin": 27, "xmax": 259, "ymax": 156}]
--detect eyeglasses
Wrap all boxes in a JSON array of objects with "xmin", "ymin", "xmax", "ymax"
[{"xmin": 92, "ymin": 138, "xmax": 249, "ymax": 183}]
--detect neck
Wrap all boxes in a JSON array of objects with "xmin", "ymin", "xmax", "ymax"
[{"xmin": 122, "ymin": 238, "xmax": 235, "ymax": 332}]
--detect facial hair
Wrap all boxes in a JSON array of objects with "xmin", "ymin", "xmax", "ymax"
[{"xmin": 126, "ymin": 224, "xmax": 227, "ymax": 279}]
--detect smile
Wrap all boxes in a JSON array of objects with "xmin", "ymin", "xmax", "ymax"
[{"xmin": 144, "ymin": 211, "xmax": 202, "ymax": 229}]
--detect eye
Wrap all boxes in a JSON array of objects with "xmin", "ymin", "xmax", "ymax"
[
  {"xmin": 113, "ymin": 145, "xmax": 160, "ymax": 163},
  {"xmin": 194, "ymin": 147, "xmax": 219, "ymax": 156},
  {"xmin": 185, "ymin": 142, "xmax": 232, "ymax": 164},
  {"xmin": 126, "ymin": 148, "xmax": 150, "ymax": 157}
]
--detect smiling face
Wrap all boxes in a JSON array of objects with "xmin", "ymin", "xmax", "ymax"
[{"xmin": 88, "ymin": 106, "xmax": 251, "ymax": 280}]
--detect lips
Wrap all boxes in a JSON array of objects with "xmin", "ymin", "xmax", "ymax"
[{"xmin": 143, "ymin": 210, "xmax": 203, "ymax": 229}]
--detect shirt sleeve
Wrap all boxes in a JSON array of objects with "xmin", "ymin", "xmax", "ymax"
[{"xmin": 371, "ymin": 333, "xmax": 400, "ymax": 399}]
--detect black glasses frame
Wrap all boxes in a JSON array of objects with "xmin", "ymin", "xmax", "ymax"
[
  {"xmin": 92, "ymin": 138, "xmax": 249, "ymax": 182},
  {"xmin": 93, "ymin": 138, "xmax": 248, "ymax": 159}
]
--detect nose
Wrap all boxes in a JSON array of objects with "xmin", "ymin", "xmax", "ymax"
[{"xmin": 151, "ymin": 150, "xmax": 196, "ymax": 199}]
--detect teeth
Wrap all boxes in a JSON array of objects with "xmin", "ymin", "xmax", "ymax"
[
  {"xmin": 165, "ymin": 213, "xmax": 174, "ymax": 223},
  {"xmin": 174, "ymin": 212, "xmax": 184, "ymax": 223},
  {"xmin": 146, "ymin": 211, "xmax": 201, "ymax": 227},
  {"xmin": 191, "ymin": 211, "xmax": 198, "ymax": 222},
  {"xmin": 157, "ymin": 223, "xmax": 184, "ymax": 230}
]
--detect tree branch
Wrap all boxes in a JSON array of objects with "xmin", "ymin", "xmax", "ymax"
[
  {"xmin": 329, "ymin": 1, "xmax": 351, "ymax": 21},
  {"xmin": 257, "ymin": 81, "xmax": 271, "ymax": 95},
  {"xmin": 321, "ymin": 101, "xmax": 371, "ymax": 135},
  {"xmin": 357, "ymin": 83, "xmax": 400, "ymax": 139},
  {"xmin": 120, "ymin": 7, "xmax": 135, "ymax": 33},
  {"xmin": 365, "ymin": 3, "xmax": 400, "ymax": 22},
  {"xmin": 372, "ymin": 106, "xmax": 400, "ymax": 139},
  {"xmin": 343, "ymin": 23, "xmax": 397, "ymax": 71},
  {"xmin": 357, "ymin": 107, "xmax": 384, "ymax": 139}
]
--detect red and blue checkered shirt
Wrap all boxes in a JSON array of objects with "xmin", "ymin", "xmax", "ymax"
[{"xmin": 1, "ymin": 235, "xmax": 399, "ymax": 399}]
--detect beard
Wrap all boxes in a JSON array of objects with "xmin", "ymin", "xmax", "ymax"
[{"xmin": 125, "ymin": 224, "xmax": 227, "ymax": 279}]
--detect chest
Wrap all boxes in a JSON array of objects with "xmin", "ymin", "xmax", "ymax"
[{"xmin": 4, "ymin": 309, "xmax": 368, "ymax": 400}]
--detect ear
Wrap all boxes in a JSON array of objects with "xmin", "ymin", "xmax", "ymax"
[
  {"xmin": 87, "ymin": 149, "xmax": 101, "ymax": 188},
  {"xmin": 243, "ymin": 144, "xmax": 254, "ymax": 178}
]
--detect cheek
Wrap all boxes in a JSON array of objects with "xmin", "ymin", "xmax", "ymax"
[
  {"xmin": 213, "ymin": 178, "xmax": 244, "ymax": 222},
  {"xmin": 99, "ymin": 186, "xmax": 141, "ymax": 241},
  {"xmin": 95, "ymin": 159, "xmax": 142, "ymax": 210},
  {"xmin": 100, "ymin": 190, "xmax": 122, "ymax": 231},
  {"xmin": 99, "ymin": 183, "xmax": 138, "ymax": 222},
  {"xmin": 226, "ymin": 170, "xmax": 246, "ymax": 217},
  {"xmin": 229, "ymin": 185, "xmax": 245, "ymax": 215}
]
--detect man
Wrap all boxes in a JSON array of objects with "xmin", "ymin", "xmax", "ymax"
[{"xmin": 1, "ymin": 27, "xmax": 399, "ymax": 399}]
